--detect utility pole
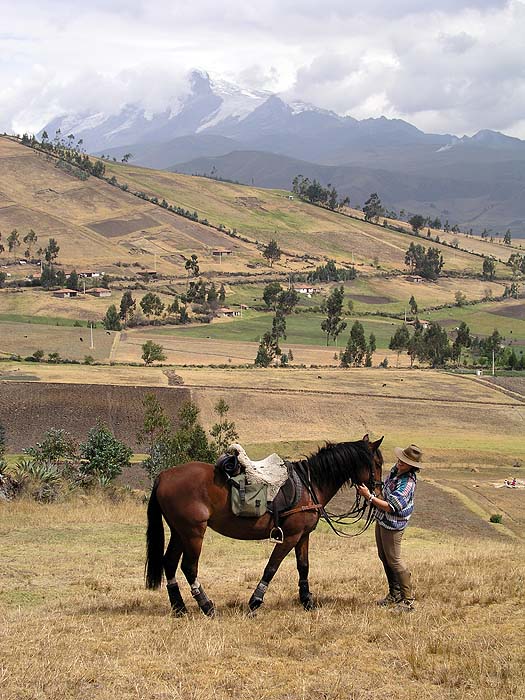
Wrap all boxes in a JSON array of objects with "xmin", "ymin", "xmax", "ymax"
[{"xmin": 90, "ymin": 322, "xmax": 94, "ymax": 350}]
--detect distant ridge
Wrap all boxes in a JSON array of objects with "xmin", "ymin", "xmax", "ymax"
[{"xmin": 39, "ymin": 69, "xmax": 525, "ymax": 236}]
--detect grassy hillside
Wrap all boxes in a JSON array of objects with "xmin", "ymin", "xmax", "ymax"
[
  {"xmin": 105, "ymin": 160, "xmax": 498, "ymax": 274},
  {"xmin": 0, "ymin": 137, "xmax": 255, "ymax": 277}
]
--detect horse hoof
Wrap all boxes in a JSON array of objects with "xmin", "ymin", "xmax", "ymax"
[
  {"xmin": 301, "ymin": 596, "xmax": 316, "ymax": 611},
  {"xmin": 202, "ymin": 601, "xmax": 216, "ymax": 617},
  {"xmin": 171, "ymin": 606, "xmax": 188, "ymax": 617},
  {"xmin": 248, "ymin": 596, "xmax": 263, "ymax": 613}
]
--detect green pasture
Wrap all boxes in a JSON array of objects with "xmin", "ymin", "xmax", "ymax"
[
  {"xmin": 428, "ymin": 303, "xmax": 525, "ymax": 342},
  {"xmin": 147, "ymin": 309, "xmax": 403, "ymax": 348},
  {"xmin": 0, "ymin": 313, "xmax": 85, "ymax": 327}
]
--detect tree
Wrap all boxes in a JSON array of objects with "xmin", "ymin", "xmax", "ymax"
[
  {"xmin": 409, "ymin": 295, "xmax": 418, "ymax": 315},
  {"xmin": 321, "ymin": 286, "xmax": 347, "ymax": 346},
  {"xmin": 482, "ymin": 257, "xmax": 496, "ymax": 280},
  {"xmin": 409, "ymin": 214, "xmax": 426, "ymax": 234},
  {"xmin": 121, "ymin": 153, "xmax": 133, "ymax": 163},
  {"xmin": 184, "ymin": 254, "xmax": 200, "ymax": 279},
  {"xmin": 452, "ymin": 321, "xmax": 471, "ymax": 367},
  {"xmin": 277, "ymin": 288, "xmax": 299, "ymax": 314},
  {"xmin": 25, "ymin": 428, "xmax": 77, "ymax": 467},
  {"xmin": 405, "ymin": 243, "xmax": 444, "ymax": 280},
  {"xmin": 209, "ymin": 399, "xmax": 239, "ymax": 454},
  {"xmin": 40, "ymin": 264, "xmax": 56, "ymax": 289},
  {"xmin": 419, "ymin": 322, "xmax": 451, "ymax": 368},
  {"xmin": 389, "ymin": 324, "xmax": 410, "ymax": 366},
  {"xmin": 207, "ymin": 283, "xmax": 218, "ymax": 308},
  {"xmin": 23, "ymin": 229, "xmax": 38, "ymax": 259},
  {"xmin": 142, "ymin": 340, "xmax": 166, "ymax": 365},
  {"xmin": 263, "ymin": 281, "xmax": 283, "ymax": 310},
  {"xmin": 79, "ymin": 422, "xmax": 132, "ymax": 484},
  {"xmin": 218, "ymin": 284, "xmax": 226, "ymax": 303},
  {"xmin": 254, "ymin": 331, "xmax": 279, "ymax": 367},
  {"xmin": 102, "ymin": 305, "xmax": 121, "ymax": 331},
  {"xmin": 0, "ymin": 271, "xmax": 7, "ymax": 289},
  {"xmin": 340, "ymin": 321, "xmax": 368, "ymax": 367},
  {"xmin": 140, "ymin": 292, "xmax": 164, "ymax": 317},
  {"xmin": 455, "ymin": 290, "xmax": 467, "ymax": 307},
  {"xmin": 407, "ymin": 328, "xmax": 423, "ymax": 367},
  {"xmin": 271, "ymin": 309, "xmax": 287, "ymax": 350},
  {"xmin": 44, "ymin": 238, "xmax": 60, "ymax": 263},
  {"xmin": 137, "ymin": 393, "xmax": 171, "ymax": 452},
  {"xmin": 67, "ymin": 269, "xmax": 79, "ymax": 291},
  {"xmin": 362, "ymin": 193, "xmax": 383, "ymax": 223},
  {"xmin": 503, "ymin": 229, "xmax": 512, "ymax": 245},
  {"xmin": 262, "ymin": 239, "xmax": 282, "ymax": 267},
  {"xmin": 119, "ymin": 291, "xmax": 136, "ymax": 322},
  {"xmin": 7, "ymin": 229, "xmax": 20, "ymax": 259}
]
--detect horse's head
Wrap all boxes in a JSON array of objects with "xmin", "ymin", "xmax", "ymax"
[{"xmin": 362, "ymin": 434, "xmax": 384, "ymax": 494}]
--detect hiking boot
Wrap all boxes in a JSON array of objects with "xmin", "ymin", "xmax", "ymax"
[
  {"xmin": 376, "ymin": 590, "xmax": 402, "ymax": 606},
  {"xmin": 392, "ymin": 599, "xmax": 415, "ymax": 613}
]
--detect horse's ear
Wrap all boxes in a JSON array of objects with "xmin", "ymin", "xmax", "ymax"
[
  {"xmin": 371, "ymin": 436, "xmax": 384, "ymax": 449},
  {"xmin": 362, "ymin": 433, "xmax": 370, "ymax": 443}
]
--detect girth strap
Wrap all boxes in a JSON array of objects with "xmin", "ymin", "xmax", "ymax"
[{"xmin": 279, "ymin": 503, "xmax": 323, "ymax": 519}]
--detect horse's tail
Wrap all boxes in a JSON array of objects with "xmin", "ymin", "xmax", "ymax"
[{"xmin": 145, "ymin": 479, "xmax": 165, "ymax": 589}]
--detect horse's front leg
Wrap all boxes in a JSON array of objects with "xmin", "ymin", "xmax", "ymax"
[
  {"xmin": 295, "ymin": 533, "xmax": 315, "ymax": 610},
  {"xmin": 248, "ymin": 537, "xmax": 298, "ymax": 613}
]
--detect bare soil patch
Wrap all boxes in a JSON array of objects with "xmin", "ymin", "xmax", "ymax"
[
  {"xmin": 348, "ymin": 294, "xmax": 393, "ymax": 305},
  {"xmin": 488, "ymin": 301, "xmax": 525, "ymax": 320},
  {"xmin": 234, "ymin": 196, "xmax": 267, "ymax": 210},
  {"xmin": 87, "ymin": 213, "xmax": 160, "ymax": 237},
  {"xmin": 485, "ymin": 376, "xmax": 525, "ymax": 397}
]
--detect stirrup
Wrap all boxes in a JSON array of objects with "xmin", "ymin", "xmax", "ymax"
[{"xmin": 269, "ymin": 526, "xmax": 284, "ymax": 544}]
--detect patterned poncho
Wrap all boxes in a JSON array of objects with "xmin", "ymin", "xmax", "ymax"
[{"xmin": 376, "ymin": 465, "xmax": 417, "ymax": 531}]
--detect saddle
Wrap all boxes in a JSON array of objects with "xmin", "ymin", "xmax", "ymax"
[{"xmin": 216, "ymin": 444, "xmax": 304, "ymax": 542}]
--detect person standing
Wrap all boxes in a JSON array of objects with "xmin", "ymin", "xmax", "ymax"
[{"xmin": 357, "ymin": 443, "xmax": 422, "ymax": 612}]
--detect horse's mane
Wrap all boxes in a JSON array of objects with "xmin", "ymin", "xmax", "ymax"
[{"xmin": 294, "ymin": 439, "xmax": 373, "ymax": 491}]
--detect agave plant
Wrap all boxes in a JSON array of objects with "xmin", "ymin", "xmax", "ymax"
[{"xmin": 14, "ymin": 458, "xmax": 62, "ymax": 501}]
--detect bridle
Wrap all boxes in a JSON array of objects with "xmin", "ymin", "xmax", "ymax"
[{"xmin": 296, "ymin": 447, "xmax": 383, "ymax": 538}]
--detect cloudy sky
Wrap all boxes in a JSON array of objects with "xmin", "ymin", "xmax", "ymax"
[{"xmin": 2, "ymin": 0, "xmax": 525, "ymax": 137}]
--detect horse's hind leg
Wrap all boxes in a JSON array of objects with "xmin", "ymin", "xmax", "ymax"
[
  {"xmin": 164, "ymin": 530, "xmax": 187, "ymax": 616},
  {"xmin": 180, "ymin": 526, "xmax": 215, "ymax": 617},
  {"xmin": 295, "ymin": 534, "xmax": 315, "ymax": 610}
]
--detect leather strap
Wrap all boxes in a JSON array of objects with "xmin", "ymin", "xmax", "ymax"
[{"xmin": 280, "ymin": 503, "xmax": 323, "ymax": 518}]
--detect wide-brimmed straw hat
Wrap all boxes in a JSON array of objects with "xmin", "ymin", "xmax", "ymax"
[{"xmin": 394, "ymin": 444, "xmax": 423, "ymax": 469}]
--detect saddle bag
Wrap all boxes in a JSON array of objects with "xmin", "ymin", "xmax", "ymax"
[{"xmin": 229, "ymin": 474, "xmax": 268, "ymax": 518}]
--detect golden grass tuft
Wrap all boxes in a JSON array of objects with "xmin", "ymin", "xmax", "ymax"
[{"xmin": 1, "ymin": 495, "xmax": 524, "ymax": 699}]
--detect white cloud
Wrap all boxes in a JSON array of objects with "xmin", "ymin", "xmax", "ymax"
[{"xmin": 0, "ymin": 0, "xmax": 524, "ymax": 137}]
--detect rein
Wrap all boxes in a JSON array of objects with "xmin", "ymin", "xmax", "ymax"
[{"xmin": 292, "ymin": 459, "xmax": 379, "ymax": 539}]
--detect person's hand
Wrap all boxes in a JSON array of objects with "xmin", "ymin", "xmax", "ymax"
[{"xmin": 356, "ymin": 483, "xmax": 371, "ymax": 500}]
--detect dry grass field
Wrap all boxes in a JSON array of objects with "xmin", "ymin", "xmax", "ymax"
[
  {"xmin": 0, "ymin": 137, "xmax": 255, "ymax": 277},
  {"xmin": 1, "ymin": 494, "xmax": 524, "ymax": 700},
  {"xmin": 0, "ymin": 322, "xmax": 116, "ymax": 362}
]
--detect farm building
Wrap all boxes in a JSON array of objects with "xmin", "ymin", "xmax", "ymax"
[
  {"xmin": 212, "ymin": 249, "xmax": 233, "ymax": 258},
  {"xmin": 78, "ymin": 271, "xmax": 100, "ymax": 278},
  {"xmin": 217, "ymin": 307, "xmax": 241, "ymax": 317},
  {"xmin": 406, "ymin": 275, "xmax": 424, "ymax": 283},
  {"xmin": 294, "ymin": 284, "xmax": 320, "ymax": 296},
  {"xmin": 88, "ymin": 287, "xmax": 112, "ymax": 298},
  {"xmin": 53, "ymin": 289, "xmax": 80, "ymax": 298}
]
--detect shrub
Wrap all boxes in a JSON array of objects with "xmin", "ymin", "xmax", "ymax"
[
  {"xmin": 489, "ymin": 514, "xmax": 503, "ymax": 524},
  {"xmin": 79, "ymin": 423, "xmax": 132, "ymax": 485}
]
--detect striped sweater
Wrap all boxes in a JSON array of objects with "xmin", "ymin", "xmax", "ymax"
[{"xmin": 376, "ymin": 465, "xmax": 417, "ymax": 531}]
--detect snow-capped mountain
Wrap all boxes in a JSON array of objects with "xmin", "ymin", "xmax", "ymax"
[
  {"xmin": 37, "ymin": 69, "xmax": 525, "ymax": 235},
  {"xmin": 40, "ymin": 71, "xmax": 271, "ymax": 152}
]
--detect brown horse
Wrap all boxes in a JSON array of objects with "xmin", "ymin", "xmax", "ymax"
[{"xmin": 145, "ymin": 435, "xmax": 383, "ymax": 616}]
